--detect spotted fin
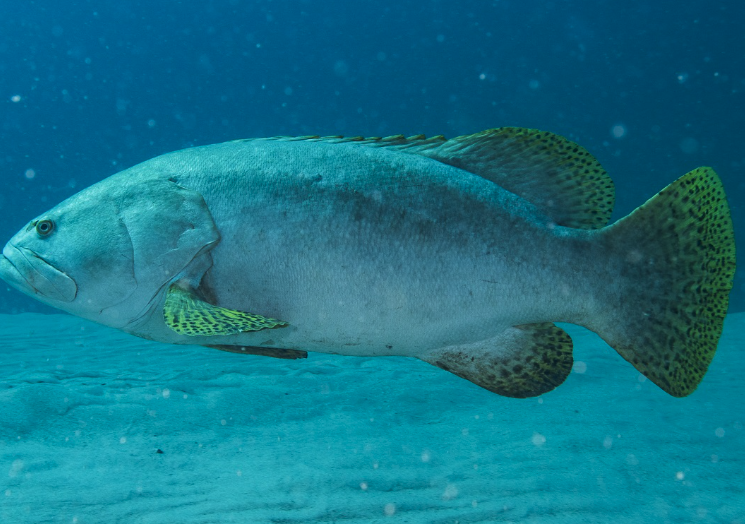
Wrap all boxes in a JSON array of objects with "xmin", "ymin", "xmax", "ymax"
[
  {"xmin": 164, "ymin": 284, "xmax": 288, "ymax": 336},
  {"xmin": 421, "ymin": 323, "xmax": 574, "ymax": 398},
  {"xmin": 590, "ymin": 167, "xmax": 735, "ymax": 397}
]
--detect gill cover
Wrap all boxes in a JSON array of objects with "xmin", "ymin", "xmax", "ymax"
[{"xmin": 114, "ymin": 178, "xmax": 220, "ymax": 322}]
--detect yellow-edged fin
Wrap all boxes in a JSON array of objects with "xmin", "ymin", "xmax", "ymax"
[{"xmin": 164, "ymin": 284, "xmax": 288, "ymax": 336}]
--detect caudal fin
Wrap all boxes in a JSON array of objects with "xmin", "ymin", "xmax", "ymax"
[{"xmin": 593, "ymin": 167, "xmax": 736, "ymax": 397}]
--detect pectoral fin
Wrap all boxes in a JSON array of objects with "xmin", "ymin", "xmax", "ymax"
[
  {"xmin": 421, "ymin": 323, "xmax": 573, "ymax": 398},
  {"xmin": 164, "ymin": 284, "xmax": 288, "ymax": 336}
]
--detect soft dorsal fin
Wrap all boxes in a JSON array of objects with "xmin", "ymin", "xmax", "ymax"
[
  {"xmin": 414, "ymin": 128, "xmax": 615, "ymax": 229},
  {"xmin": 251, "ymin": 127, "xmax": 614, "ymax": 229}
]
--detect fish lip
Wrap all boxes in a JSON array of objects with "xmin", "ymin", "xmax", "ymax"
[
  {"xmin": 0, "ymin": 242, "xmax": 77, "ymax": 303},
  {"xmin": 0, "ymin": 246, "xmax": 37, "ymax": 294}
]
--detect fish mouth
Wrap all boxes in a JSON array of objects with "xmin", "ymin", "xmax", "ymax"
[{"xmin": 0, "ymin": 243, "xmax": 77, "ymax": 303}]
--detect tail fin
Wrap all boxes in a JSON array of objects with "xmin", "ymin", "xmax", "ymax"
[{"xmin": 592, "ymin": 167, "xmax": 736, "ymax": 397}]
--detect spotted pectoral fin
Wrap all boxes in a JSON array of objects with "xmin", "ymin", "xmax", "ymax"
[
  {"xmin": 420, "ymin": 323, "xmax": 574, "ymax": 398},
  {"xmin": 164, "ymin": 284, "xmax": 288, "ymax": 336}
]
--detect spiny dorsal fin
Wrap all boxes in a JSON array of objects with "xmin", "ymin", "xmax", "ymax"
[{"xmin": 241, "ymin": 128, "xmax": 614, "ymax": 230}]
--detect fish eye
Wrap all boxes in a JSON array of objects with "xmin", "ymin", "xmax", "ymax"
[{"xmin": 35, "ymin": 219, "xmax": 55, "ymax": 237}]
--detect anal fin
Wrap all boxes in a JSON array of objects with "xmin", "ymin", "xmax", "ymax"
[{"xmin": 421, "ymin": 323, "xmax": 573, "ymax": 398}]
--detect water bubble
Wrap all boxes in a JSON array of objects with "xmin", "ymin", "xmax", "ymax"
[
  {"xmin": 676, "ymin": 471, "xmax": 685, "ymax": 480},
  {"xmin": 10, "ymin": 95, "xmax": 21, "ymax": 103},
  {"xmin": 573, "ymin": 361, "xmax": 587, "ymax": 374},
  {"xmin": 442, "ymin": 484, "xmax": 459, "ymax": 500},
  {"xmin": 676, "ymin": 73, "xmax": 689, "ymax": 84},
  {"xmin": 715, "ymin": 427, "xmax": 725, "ymax": 438},
  {"xmin": 119, "ymin": 437, "xmax": 127, "ymax": 444},
  {"xmin": 384, "ymin": 503, "xmax": 396, "ymax": 516},
  {"xmin": 532, "ymin": 433, "xmax": 546, "ymax": 447},
  {"xmin": 611, "ymin": 124, "xmax": 627, "ymax": 139},
  {"xmin": 24, "ymin": 169, "xmax": 36, "ymax": 180}
]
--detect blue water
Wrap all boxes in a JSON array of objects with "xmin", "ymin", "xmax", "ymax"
[{"xmin": 1, "ymin": 1, "xmax": 744, "ymax": 522}]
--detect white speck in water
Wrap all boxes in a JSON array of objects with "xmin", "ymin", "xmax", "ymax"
[
  {"xmin": 236, "ymin": 470, "xmax": 242, "ymax": 477},
  {"xmin": 147, "ymin": 119, "xmax": 156, "ymax": 128},
  {"xmin": 461, "ymin": 428, "xmax": 469, "ymax": 436},
  {"xmin": 532, "ymin": 433, "xmax": 546, "ymax": 447},
  {"xmin": 442, "ymin": 484, "xmax": 459, "ymax": 500},
  {"xmin": 373, "ymin": 462, "xmax": 379, "ymax": 469},
  {"xmin": 162, "ymin": 389, "xmax": 170, "ymax": 399},
  {"xmin": 360, "ymin": 482, "xmax": 368, "ymax": 490},
  {"xmin": 119, "ymin": 437, "xmax": 126, "ymax": 444},
  {"xmin": 421, "ymin": 451, "xmax": 431, "ymax": 463},
  {"xmin": 221, "ymin": 419, "xmax": 227, "ymax": 426},
  {"xmin": 10, "ymin": 95, "xmax": 21, "ymax": 102},
  {"xmin": 479, "ymin": 73, "xmax": 486, "ymax": 80},
  {"xmin": 711, "ymin": 454, "xmax": 719, "ymax": 463},
  {"xmin": 715, "ymin": 427, "xmax": 725, "ymax": 438},
  {"xmin": 611, "ymin": 124, "xmax": 627, "ymax": 139},
  {"xmin": 573, "ymin": 361, "xmax": 587, "ymax": 374},
  {"xmin": 676, "ymin": 72, "xmax": 689, "ymax": 84},
  {"xmin": 24, "ymin": 169, "xmax": 36, "ymax": 180},
  {"xmin": 603, "ymin": 436, "xmax": 613, "ymax": 449},
  {"xmin": 384, "ymin": 503, "xmax": 396, "ymax": 516},
  {"xmin": 676, "ymin": 471, "xmax": 685, "ymax": 480}
]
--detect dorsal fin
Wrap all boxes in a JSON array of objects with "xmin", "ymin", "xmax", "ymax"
[{"xmin": 240, "ymin": 127, "xmax": 614, "ymax": 229}]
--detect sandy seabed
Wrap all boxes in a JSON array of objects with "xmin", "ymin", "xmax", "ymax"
[{"xmin": 0, "ymin": 312, "xmax": 743, "ymax": 524}]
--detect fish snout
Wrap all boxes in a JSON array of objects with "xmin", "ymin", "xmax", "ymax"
[{"xmin": 0, "ymin": 242, "xmax": 77, "ymax": 303}]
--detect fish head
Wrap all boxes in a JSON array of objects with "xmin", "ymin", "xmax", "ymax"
[{"xmin": 0, "ymin": 172, "xmax": 219, "ymax": 331}]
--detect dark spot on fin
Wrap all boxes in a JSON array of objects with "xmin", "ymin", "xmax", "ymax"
[
  {"xmin": 163, "ymin": 284, "xmax": 288, "ymax": 336},
  {"xmin": 421, "ymin": 323, "xmax": 573, "ymax": 398},
  {"xmin": 205, "ymin": 344, "xmax": 307, "ymax": 360}
]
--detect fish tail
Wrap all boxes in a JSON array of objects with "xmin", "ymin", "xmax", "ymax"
[{"xmin": 591, "ymin": 167, "xmax": 736, "ymax": 396}]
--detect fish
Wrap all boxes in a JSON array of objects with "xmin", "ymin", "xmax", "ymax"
[{"xmin": 0, "ymin": 127, "xmax": 736, "ymax": 398}]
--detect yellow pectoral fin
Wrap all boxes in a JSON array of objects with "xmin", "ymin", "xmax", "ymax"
[{"xmin": 164, "ymin": 285, "xmax": 288, "ymax": 336}]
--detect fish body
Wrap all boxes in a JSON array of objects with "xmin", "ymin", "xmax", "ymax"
[{"xmin": 0, "ymin": 128, "xmax": 736, "ymax": 398}]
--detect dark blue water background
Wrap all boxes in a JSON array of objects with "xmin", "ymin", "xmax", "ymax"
[{"xmin": 1, "ymin": 0, "xmax": 743, "ymax": 314}]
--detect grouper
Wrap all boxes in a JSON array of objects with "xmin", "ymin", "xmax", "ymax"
[{"xmin": 0, "ymin": 127, "xmax": 736, "ymax": 398}]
